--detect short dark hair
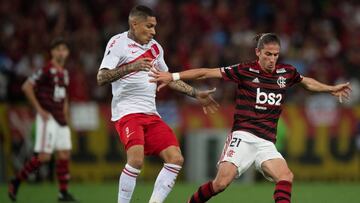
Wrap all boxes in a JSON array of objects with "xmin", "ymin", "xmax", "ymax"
[
  {"xmin": 129, "ymin": 5, "xmax": 155, "ymax": 19},
  {"xmin": 254, "ymin": 33, "xmax": 280, "ymax": 49},
  {"xmin": 50, "ymin": 37, "xmax": 69, "ymax": 50}
]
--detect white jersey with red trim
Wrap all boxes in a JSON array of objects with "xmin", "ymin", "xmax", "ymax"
[{"xmin": 100, "ymin": 31, "xmax": 168, "ymax": 121}]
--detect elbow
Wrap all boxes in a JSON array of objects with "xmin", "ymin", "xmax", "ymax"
[
  {"xmin": 21, "ymin": 81, "xmax": 30, "ymax": 92},
  {"xmin": 96, "ymin": 73, "xmax": 105, "ymax": 86}
]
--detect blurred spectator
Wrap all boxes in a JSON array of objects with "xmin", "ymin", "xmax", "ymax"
[{"xmin": 0, "ymin": 0, "xmax": 358, "ymax": 105}]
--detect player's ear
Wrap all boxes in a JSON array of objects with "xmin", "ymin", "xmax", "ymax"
[{"xmin": 255, "ymin": 48, "xmax": 261, "ymax": 57}]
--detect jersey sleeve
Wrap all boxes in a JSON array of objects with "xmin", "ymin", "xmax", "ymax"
[
  {"xmin": 155, "ymin": 44, "xmax": 168, "ymax": 72},
  {"xmin": 287, "ymin": 67, "xmax": 303, "ymax": 87},
  {"xmin": 220, "ymin": 64, "xmax": 242, "ymax": 83},
  {"xmin": 99, "ymin": 37, "xmax": 123, "ymax": 70},
  {"xmin": 28, "ymin": 67, "xmax": 46, "ymax": 85}
]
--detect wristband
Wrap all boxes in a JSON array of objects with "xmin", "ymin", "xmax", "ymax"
[{"xmin": 172, "ymin": 73, "xmax": 180, "ymax": 81}]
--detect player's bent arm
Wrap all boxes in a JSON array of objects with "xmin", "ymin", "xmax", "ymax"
[
  {"xmin": 97, "ymin": 65, "xmax": 135, "ymax": 86},
  {"xmin": 177, "ymin": 68, "xmax": 222, "ymax": 81},
  {"xmin": 97, "ymin": 58, "xmax": 153, "ymax": 86},
  {"xmin": 21, "ymin": 80, "xmax": 44, "ymax": 112},
  {"xmin": 168, "ymin": 80, "xmax": 198, "ymax": 97},
  {"xmin": 300, "ymin": 76, "xmax": 335, "ymax": 92}
]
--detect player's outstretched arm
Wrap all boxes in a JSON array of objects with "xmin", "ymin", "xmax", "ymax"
[
  {"xmin": 301, "ymin": 76, "xmax": 352, "ymax": 103},
  {"xmin": 149, "ymin": 68, "xmax": 222, "ymax": 90},
  {"xmin": 97, "ymin": 58, "xmax": 153, "ymax": 86}
]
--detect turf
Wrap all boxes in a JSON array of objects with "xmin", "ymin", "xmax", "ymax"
[{"xmin": 1, "ymin": 181, "xmax": 359, "ymax": 203}]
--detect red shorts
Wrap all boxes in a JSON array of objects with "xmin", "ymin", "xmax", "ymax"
[{"xmin": 114, "ymin": 113, "xmax": 179, "ymax": 155}]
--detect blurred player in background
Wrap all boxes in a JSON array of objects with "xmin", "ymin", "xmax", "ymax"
[
  {"xmin": 97, "ymin": 5, "xmax": 218, "ymax": 203},
  {"xmin": 150, "ymin": 33, "xmax": 352, "ymax": 203},
  {"xmin": 8, "ymin": 38, "xmax": 77, "ymax": 202}
]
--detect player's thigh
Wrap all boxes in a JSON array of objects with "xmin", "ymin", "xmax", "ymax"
[
  {"xmin": 144, "ymin": 118, "xmax": 179, "ymax": 156},
  {"xmin": 254, "ymin": 138, "xmax": 287, "ymax": 182},
  {"xmin": 218, "ymin": 131, "xmax": 257, "ymax": 177},
  {"xmin": 54, "ymin": 125, "xmax": 72, "ymax": 152},
  {"xmin": 34, "ymin": 114, "xmax": 56, "ymax": 154},
  {"xmin": 114, "ymin": 115, "xmax": 145, "ymax": 151},
  {"xmin": 158, "ymin": 146, "xmax": 184, "ymax": 165}
]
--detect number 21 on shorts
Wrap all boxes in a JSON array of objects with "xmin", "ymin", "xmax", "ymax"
[{"xmin": 229, "ymin": 137, "xmax": 242, "ymax": 147}]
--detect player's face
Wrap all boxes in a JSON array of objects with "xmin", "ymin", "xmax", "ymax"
[
  {"xmin": 51, "ymin": 44, "xmax": 69, "ymax": 66},
  {"xmin": 133, "ymin": 16, "xmax": 157, "ymax": 45},
  {"xmin": 256, "ymin": 43, "xmax": 280, "ymax": 73}
]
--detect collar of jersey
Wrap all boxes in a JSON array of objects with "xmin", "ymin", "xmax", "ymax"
[
  {"xmin": 255, "ymin": 60, "xmax": 278, "ymax": 75},
  {"xmin": 126, "ymin": 31, "xmax": 152, "ymax": 50}
]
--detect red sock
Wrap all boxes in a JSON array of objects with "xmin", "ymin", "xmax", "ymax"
[
  {"xmin": 273, "ymin": 180, "xmax": 292, "ymax": 203},
  {"xmin": 56, "ymin": 159, "xmax": 70, "ymax": 192},
  {"xmin": 189, "ymin": 181, "xmax": 220, "ymax": 203},
  {"xmin": 16, "ymin": 156, "xmax": 42, "ymax": 181}
]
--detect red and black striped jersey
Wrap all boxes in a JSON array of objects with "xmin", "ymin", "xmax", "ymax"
[
  {"xmin": 220, "ymin": 61, "xmax": 302, "ymax": 142},
  {"xmin": 29, "ymin": 62, "xmax": 69, "ymax": 126}
]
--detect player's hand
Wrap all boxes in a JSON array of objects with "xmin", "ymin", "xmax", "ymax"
[
  {"xmin": 330, "ymin": 82, "xmax": 352, "ymax": 103},
  {"xmin": 148, "ymin": 68, "xmax": 173, "ymax": 91},
  {"xmin": 38, "ymin": 108, "xmax": 50, "ymax": 121},
  {"xmin": 195, "ymin": 88, "xmax": 220, "ymax": 114},
  {"xmin": 129, "ymin": 58, "xmax": 153, "ymax": 72}
]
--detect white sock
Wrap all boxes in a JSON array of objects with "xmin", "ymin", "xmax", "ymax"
[
  {"xmin": 118, "ymin": 164, "xmax": 141, "ymax": 203},
  {"xmin": 149, "ymin": 163, "xmax": 182, "ymax": 203}
]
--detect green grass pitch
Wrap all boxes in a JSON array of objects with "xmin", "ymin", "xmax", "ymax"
[{"xmin": 1, "ymin": 181, "xmax": 359, "ymax": 202}]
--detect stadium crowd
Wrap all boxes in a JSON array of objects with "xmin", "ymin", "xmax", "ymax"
[{"xmin": 0, "ymin": 0, "xmax": 359, "ymax": 105}]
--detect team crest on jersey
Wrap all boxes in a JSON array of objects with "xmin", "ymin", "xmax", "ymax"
[
  {"xmin": 276, "ymin": 68, "xmax": 286, "ymax": 73},
  {"xmin": 277, "ymin": 76, "xmax": 286, "ymax": 88}
]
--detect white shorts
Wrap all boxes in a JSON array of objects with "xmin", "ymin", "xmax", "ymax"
[
  {"xmin": 34, "ymin": 114, "xmax": 72, "ymax": 153},
  {"xmin": 218, "ymin": 130, "xmax": 284, "ymax": 182}
]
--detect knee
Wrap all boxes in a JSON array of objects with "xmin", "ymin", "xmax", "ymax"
[
  {"xmin": 37, "ymin": 153, "xmax": 51, "ymax": 162},
  {"xmin": 166, "ymin": 154, "xmax": 184, "ymax": 166},
  {"xmin": 128, "ymin": 158, "xmax": 144, "ymax": 169},
  {"xmin": 212, "ymin": 178, "xmax": 231, "ymax": 192},
  {"xmin": 279, "ymin": 170, "xmax": 294, "ymax": 183}
]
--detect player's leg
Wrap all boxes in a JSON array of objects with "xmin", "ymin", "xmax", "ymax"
[
  {"xmin": 261, "ymin": 159, "xmax": 293, "ymax": 203},
  {"xmin": 54, "ymin": 125, "xmax": 77, "ymax": 202},
  {"xmin": 146, "ymin": 117, "xmax": 183, "ymax": 203},
  {"xmin": 119, "ymin": 145, "xmax": 143, "ymax": 203},
  {"xmin": 188, "ymin": 161, "xmax": 238, "ymax": 203},
  {"xmin": 114, "ymin": 114, "xmax": 145, "ymax": 203},
  {"xmin": 8, "ymin": 115, "xmax": 54, "ymax": 201},
  {"xmin": 189, "ymin": 131, "xmax": 257, "ymax": 203},
  {"xmin": 254, "ymin": 137, "xmax": 293, "ymax": 203},
  {"xmin": 149, "ymin": 146, "xmax": 183, "ymax": 203}
]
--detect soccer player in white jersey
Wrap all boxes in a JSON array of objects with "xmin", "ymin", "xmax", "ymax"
[{"xmin": 97, "ymin": 5, "xmax": 218, "ymax": 203}]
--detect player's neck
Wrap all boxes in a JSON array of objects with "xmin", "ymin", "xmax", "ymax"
[
  {"xmin": 51, "ymin": 59, "xmax": 64, "ymax": 70},
  {"xmin": 127, "ymin": 30, "xmax": 142, "ymax": 45}
]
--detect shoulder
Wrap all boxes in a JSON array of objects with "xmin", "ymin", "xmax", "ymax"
[
  {"xmin": 276, "ymin": 63, "xmax": 297, "ymax": 72},
  {"xmin": 106, "ymin": 33, "xmax": 127, "ymax": 48}
]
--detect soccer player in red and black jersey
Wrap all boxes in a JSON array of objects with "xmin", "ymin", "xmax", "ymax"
[
  {"xmin": 8, "ymin": 38, "xmax": 77, "ymax": 202},
  {"xmin": 150, "ymin": 33, "xmax": 351, "ymax": 203}
]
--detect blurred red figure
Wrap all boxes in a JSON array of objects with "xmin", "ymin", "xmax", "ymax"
[
  {"xmin": 97, "ymin": 5, "xmax": 218, "ymax": 203},
  {"xmin": 150, "ymin": 33, "xmax": 352, "ymax": 203},
  {"xmin": 8, "ymin": 38, "xmax": 78, "ymax": 202}
]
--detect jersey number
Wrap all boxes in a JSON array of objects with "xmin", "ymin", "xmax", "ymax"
[{"xmin": 230, "ymin": 137, "xmax": 242, "ymax": 147}]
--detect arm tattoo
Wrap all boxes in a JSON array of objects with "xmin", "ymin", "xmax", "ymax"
[
  {"xmin": 97, "ymin": 64, "xmax": 136, "ymax": 86},
  {"xmin": 168, "ymin": 80, "xmax": 197, "ymax": 98}
]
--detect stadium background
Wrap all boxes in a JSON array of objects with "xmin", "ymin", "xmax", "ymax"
[{"xmin": 0, "ymin": 0, "xmax": 359, "ymax": 202}]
